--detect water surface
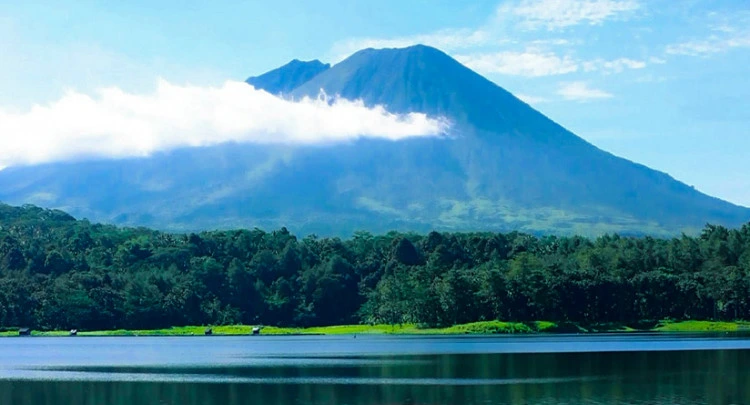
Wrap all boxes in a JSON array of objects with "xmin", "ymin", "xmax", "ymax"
[{"xmin": 1, "ymin": 334, "xmax": 749, "ymax": 404}]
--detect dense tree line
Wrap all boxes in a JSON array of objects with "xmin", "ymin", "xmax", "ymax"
[{"xmin": 1, "ymin": 204, "xmax": 749, "ymax": 331}]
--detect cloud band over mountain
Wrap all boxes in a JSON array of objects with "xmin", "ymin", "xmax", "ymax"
[{"xmin": 0, "ymin": 79, "xmax": 449, "ymax": 169}]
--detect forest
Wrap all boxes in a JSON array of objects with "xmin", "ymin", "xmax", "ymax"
[{"xmin": 1, "ymin": 203, "xmax": 749, "ymax": 331}]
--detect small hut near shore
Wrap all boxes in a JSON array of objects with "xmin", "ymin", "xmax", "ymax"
[
  {"xmin": 204, "ymin": 328, "xmax": 213, "ymax": 335},
  {"xmin": 18, "ymin": 328, "xmax": 31, "ymax": 336},
  {"xmin": 70, "ymin": 329, "xmax": 78, "ymax": 336},
  {"xmin": 252, "ymin": 327, "xmax": 260, "ymax": 335}
]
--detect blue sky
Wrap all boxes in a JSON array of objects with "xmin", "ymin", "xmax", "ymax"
[{"xmin": 1, "ymin": 0, "xmax": 749, "ymax": 205}]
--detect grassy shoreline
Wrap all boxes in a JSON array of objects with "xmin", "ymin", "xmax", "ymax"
[{"xmin": 2, "ymin": 320, "xmax": 750, "ymax": 337}]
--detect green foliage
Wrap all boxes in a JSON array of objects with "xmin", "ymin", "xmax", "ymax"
[
  {"xmin": 655, "ymin": 320, "xmax": 750, "ymax": 332},
  {"xmin": 2, "ymin": 203, "xmax": 750, "ymax": 332},
  {"xmin": 3, "ymin": 320, "xmax": 750, "ymax": 336},
  {"xmin": 440, "ymin": 321, "xmax": 533, "ymax": 334}
]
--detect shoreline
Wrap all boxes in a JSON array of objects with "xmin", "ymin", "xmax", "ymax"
[{"xmin": 2, "ymin": 320, "xmax": 749, "ymax": 337}]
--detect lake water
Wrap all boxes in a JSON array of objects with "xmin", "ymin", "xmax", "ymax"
[{"xmin": 1, "ymin": 333, "xmax": 750, "ymax": 404}]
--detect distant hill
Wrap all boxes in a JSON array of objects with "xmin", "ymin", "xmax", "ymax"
[
  {"xmin": 0, "ymin": 44, "xmax": 748, "ymax": 236},
  {"xmin": 246, "ymin": 59, "xmax": 330, "ymax": 95}
]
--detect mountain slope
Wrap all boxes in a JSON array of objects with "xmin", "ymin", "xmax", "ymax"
[
  {"xmin": 292, "ymin": 45, "xmax": 549, "ymax": 133},
  {"xmin": 0, "ymin": 45, "xmax": 747, "ymax": 236},
  {"xmin": 291, "ymin": 46, "xmax": 750, "ymax": 229}
]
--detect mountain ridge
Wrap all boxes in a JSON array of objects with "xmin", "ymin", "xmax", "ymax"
[
  {"xmin": 246, "ymin": 58, "xmax": 330, "ymax": 95},
  {"xmin": 0, "ymin": 44, "xmax": 747, "ymax": 237}
]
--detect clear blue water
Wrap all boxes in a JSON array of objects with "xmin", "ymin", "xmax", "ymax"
[{"xmin": 1, "ymin": 333, "xmax": 749, "ymax": 404}]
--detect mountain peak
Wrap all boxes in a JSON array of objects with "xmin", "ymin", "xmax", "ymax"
[
  {"xmin": 289, "ymin": 44, "xmax": 485, "ymax": 117},
  {"xmin": 246, "ymin": 58, "xmax": 330, "ymax": 95},
  {"xmin": 1, "ymin": 45, "xmax": 747, "ymax": 237},
  {"xmin": 289, "ymin": 44, "xmax": 561, "ymax": 136},
  {"xmin": 348, "ymin": 43, "xmax": 447, "ymax": 57}
]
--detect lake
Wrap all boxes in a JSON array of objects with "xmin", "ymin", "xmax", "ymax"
[{"xmin": 1, "ymin": 333, "xmax": 750, "ymax": 404}]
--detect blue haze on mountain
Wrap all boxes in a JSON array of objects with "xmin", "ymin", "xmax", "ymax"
[{"xmin": 1, "ymin": 45, "xmax": 747, "ymax": 236}]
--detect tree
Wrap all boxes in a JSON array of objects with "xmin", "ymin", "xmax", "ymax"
[{"xmin": 1, "ymin": 203, "xmax": 750, "ymax": 331}]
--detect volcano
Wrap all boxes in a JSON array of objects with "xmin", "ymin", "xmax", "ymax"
[{"xmin": 1, "ymin": 45, "xmax": 747, "ymax": 236}]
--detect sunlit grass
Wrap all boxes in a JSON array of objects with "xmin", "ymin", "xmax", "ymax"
[
  {"xmin": 3, "ymin": 320, "xmax": 749, "ymax": 337},
  {"xmin": 655, "ymin": 320, "xmax": 750, "ymax": 332}
]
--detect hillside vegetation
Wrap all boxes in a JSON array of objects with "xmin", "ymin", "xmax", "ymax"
[{"xmin": 1, "ymin": 203, "xmax": 749, "ymax": 331}]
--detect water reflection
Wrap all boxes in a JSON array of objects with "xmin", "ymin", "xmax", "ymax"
[{"xmin": 0, "ymin": 336, "xmax": 749, "ymax": 404}]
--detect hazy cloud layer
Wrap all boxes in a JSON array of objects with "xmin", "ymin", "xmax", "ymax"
[
  {"xmin": 582, "ymin": 57, "xmax": 646, "ymax": 73},
  {"xmin": 557, "ymin": 81, "xmax": 613, "ymax": 101},
  {"xmin": 332, "ymin": 0, "xmax": 642, "ymax": 60},
  {"xmin": 501, "ymin": 0, "xmax": 640, "ymax": 30},
  {"xmin": 665, "ymin": 12, "xmax": 750, "ymax": 58},
  {"xmin": 456, "ymin": 49, "xmax": 579, "ymax": 77},
  {"xmin": 456, "ymin": 50, "xmax": 646, "ymax": 77},
  {"xmin": 666, "ymin": 32, "xmax": 750, "ymax": 57},
  {"xmin": 0, "ymin": 80, "xmax": 448, "ymax": 168}
]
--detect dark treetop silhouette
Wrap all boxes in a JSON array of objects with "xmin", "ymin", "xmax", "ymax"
[{"xmin": 1, "ymin": 204, "xmax": 749, "ymax": 331}]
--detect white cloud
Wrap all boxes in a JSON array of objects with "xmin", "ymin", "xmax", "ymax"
[
  {"xmin": 528, "ymin": 38, "xmax": 575, "ymax": 46},
  {"xmin": 456, "ymin": 49, "xmax": 578, "ymax": 77},
  {"xmin": 456, "ymin": 50, "xmax": 646, "ymax": 78},
  {"xmin": 557, "ymin": 81, "xmax": 613, "ymax": 101},
  {"xmin": 329, "ymin": 1, "xmax": 646, "ymax": 79},
  {"xmin": 330, "ymin": 1, "xmax": 641, "ymax": 60},
  {"xmin": 649, "ymin": 56, "xmax": 667, "ymax": 64},
  {"xmin": 515, "ymin": 94, "xmax": 549, "ymax": 104},
  {"xmin": 328, "ymin": 28, "xmax": 492, "ymax": 62},
  {"xmin": 666, "ymin": 32, "xmax": 750, "ymax": 57},
  {"xmin": 665, "ymin": 10, "xmax": 750, "ymax": 57},
  {"xmin": 0, "ymin": 80, "xmax": 448, "ymax": 169},
  {"xmin": 710, "ymin": 24, "xmax": 736, "ymax": 34},
  {"xmin": 582, "ymin": 57, "xmax": 647, "ymax": 73},
  {"xmin": 666, "ymin": 37, "xmax": 724, "ymax": 57},
  {"xmin": 727, "ymin": 34, "xmax": 750, "ymax": 48},
  {"xmin": 499, "ymin": 0, "xmax": 641, "ymax": 30}
]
